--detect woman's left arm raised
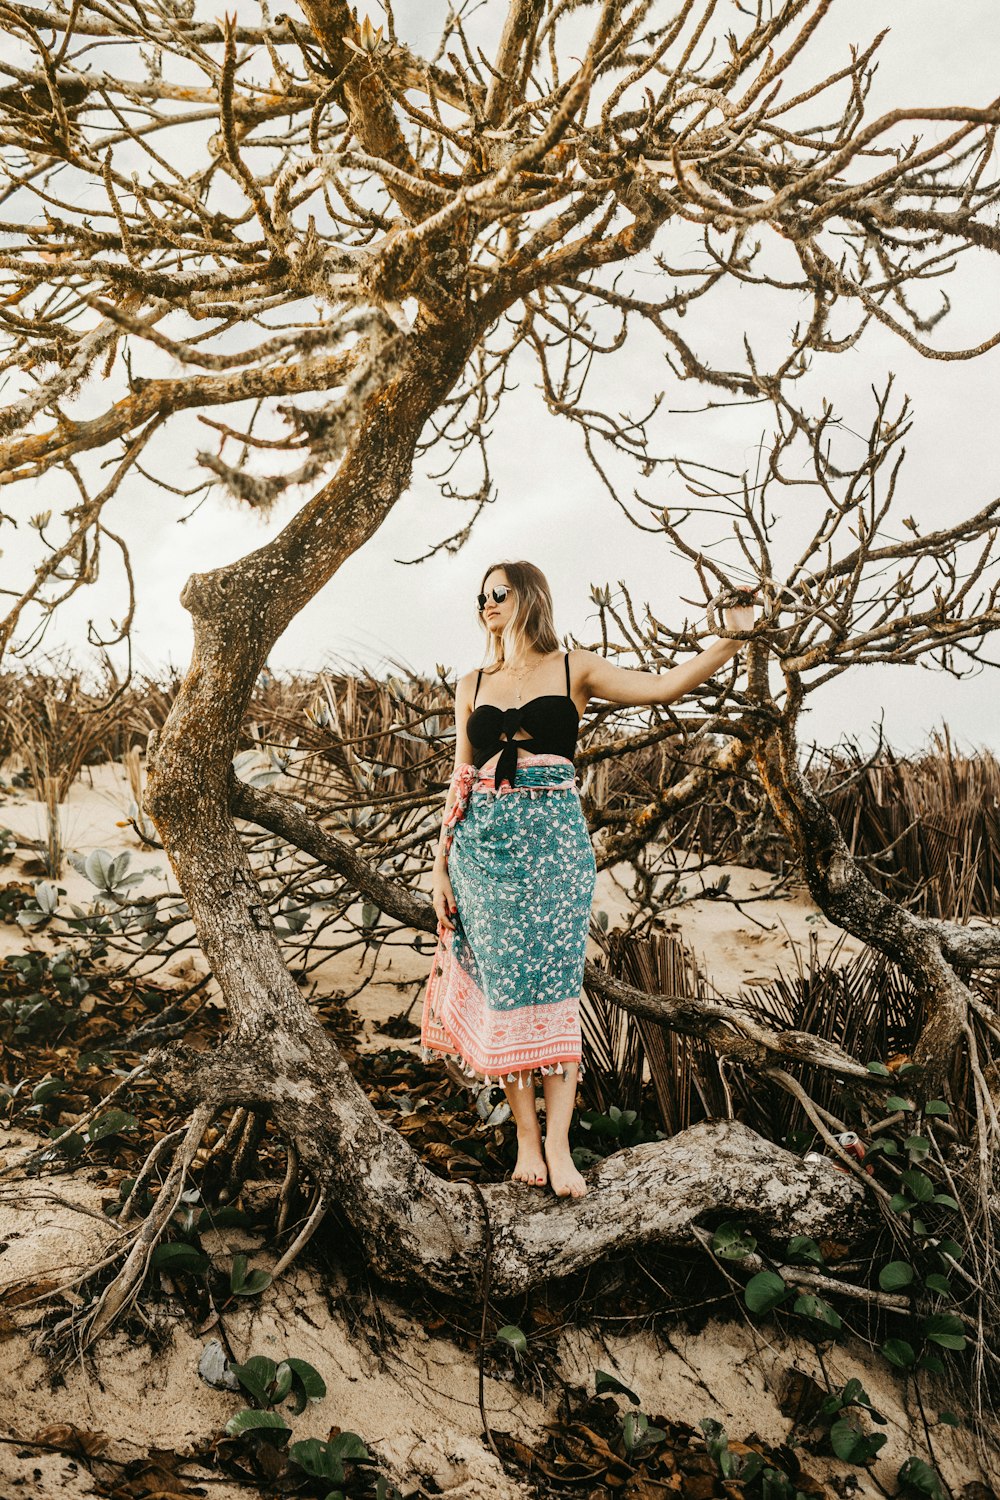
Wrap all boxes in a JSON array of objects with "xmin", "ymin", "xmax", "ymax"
[{"xmin": 578, "ymin": 599, "xmax": 756, "ymax": 708}]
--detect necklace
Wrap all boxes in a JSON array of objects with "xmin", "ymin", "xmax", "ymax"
[{"xmin": 501, "ymin": 653, "xmax": 545, "ymax": 708}]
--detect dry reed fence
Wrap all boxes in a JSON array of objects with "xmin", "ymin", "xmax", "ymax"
[
  {"xmin": 582, "ymin": 928, "xmax": 995, "ymax": 1145},
  {"xmin": 580, "ymin": 931, "xmax": 729, "ymax": 1133},
  {"xmin": 0, "ymin": 652, "xmax": 181, "ymax": 800},
  {"xmin": 1, "ymin": 664, "xmax": 996, "ymax": 922},
  {"xmin": 816, "ymin": 733, "xmax": 1000, "ymax": 920}
]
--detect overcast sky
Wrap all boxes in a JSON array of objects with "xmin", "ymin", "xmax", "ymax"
[{"xmin": 3, "ymin": 1, "xmax": 999, "ymax": 754}]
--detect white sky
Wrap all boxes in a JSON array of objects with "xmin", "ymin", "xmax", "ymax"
[{"xmin": 3, "ymin": 1, "xmax": 999, "ymax": 754}]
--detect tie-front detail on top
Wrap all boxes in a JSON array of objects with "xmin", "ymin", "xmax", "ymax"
[{"xmin": 467, "ymin": 651, "xmax": 580, "ymax": 790}]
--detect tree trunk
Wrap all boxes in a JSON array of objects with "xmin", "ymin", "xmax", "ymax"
[
  {"xmin": 150, "ymin": 1035, "xmax": 866, "ymax": 1297},
  {"xmin": 136, "ymin": 331, "xmax": 868, "ymax": 1311}
]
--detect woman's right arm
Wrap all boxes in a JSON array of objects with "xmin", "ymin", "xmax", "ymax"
[{"xmin": 431, "ymin": 669, "xmax": 476, "ymax": 931}]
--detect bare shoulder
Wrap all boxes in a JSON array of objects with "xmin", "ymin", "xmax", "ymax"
[
  {"xmin": 455, "ymin": 667, "xmax": 480, "ymax": 716},
  {"xmin": 567, "ymin": 647, "xmax": 596, "ymax": 691}
]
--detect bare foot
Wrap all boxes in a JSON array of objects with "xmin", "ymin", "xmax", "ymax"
[
  {"xmin": 543, "ymin": 1139, "xmax": 588, "ymax": 1198},
  {"xmin": 511, "ymin": 1136, "xmax": 547, "ymax": 1187}
]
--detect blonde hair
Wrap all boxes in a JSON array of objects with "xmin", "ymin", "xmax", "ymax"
[{"xmin": 478, "ymin": 560, "xmax": 561, "ymax": 671}]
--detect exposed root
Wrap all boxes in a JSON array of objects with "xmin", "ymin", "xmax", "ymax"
[
  {"xmin": 223, "ymin": 1107, "xmax": 266, "ymax": 1201},
  {"xmin": 120, "ymin": 1125, "xmax": 186, "ymax": 1222},
  {"xmin": 205, "ymin": 1105, "xmax": 267, "ymax": 1202},
  {"xmin": 50, "ymin": 1103, "xmax": 216, "ymax": 1358},
  {"xmin": 276, "ymin": 1136, "xmax": 300, "ymax": 1237},
  {"xmin": 11, "ymin": 1115, "xmax": 319, "ymax": 1356},
  {"xmin": 206, "ymin": 1104, "xmax": 249, "ymax": 1170},
  {"xmin": 270, "ymin": 1187, "xmax": 328, "ymax": 1279}
]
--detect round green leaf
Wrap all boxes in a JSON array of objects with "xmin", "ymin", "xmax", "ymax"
[
  {"xmin": 224, "ymin": 1409, "xmax": 291, "ymax": 1444},
  {"xmin": 786, "ymin": 1235, "xmax": 824, "ymax": 1266},
  {"xmin": 289, "ymin": 1438, "xmax": 346, "ymax": 1482},
  {"xmin": 271, "ymin": 1363, "xmax": 293, "ymax": 1406},
  {"xmin": 735, "ymin": 1451, "xmax": 764, "ymax": 1482},
  {"xmin": 830, "ymin": 1418, "xmax": 886, "ymax": 1464},
  {"xmin": 878, "ymin": 1260, "xmax": 915, "ymax": 1291},
  {"xmin": 881, "ymin": 1338, "xmax": 916, "ymax": 1369},
  {"xmin": 495, "ymin": 1324, "xmax": 527, "ymax": 1355},
  {"xmin": 231, "ymin": 1355, "xmax": 277, "ymax": 1406},
  {"xmin": 234, "ymin": 1268, "xmax": 272, "ymax": 1296},
  {"xmin": 901, "ymin": 1170, "xmax": 935, "ymax": 1203},
  {"xmin": 830, "ymin": 1418, "xmax": 864, "ymax": 1462},
  {"xmin": 897, "ymin": 1455, "xmax": 946, "ymax": 1499},
  {"xmin": 745, "ymin": 1271, "xmax": 789, "ymax": 1314},
  {"xmin": 87, "ymin": 1109, "xmax": 137, "ymax": 1141},
  {"xmin": 329, "ymin": 1432, "xmax": 370, "ymax": 1460},
  {"xmin": 793, "ymin": 1294, "xmax": 842, "ymax": 1331},
  {"xmin": 820, "ymin": 1376, "xmax": 867, "ymax": 1415},
  {"xmin": 284, "ymin": 1357, "xmax": 327, "ymax": 1411},
  {"xmin": 579, "ymin": 1112, "xmax": 621, "ymax": 1137},
  {"xmin": 712, "ymin": 1221, "xmax": 757, "ymax": 1260},
  {"xmin": 923, "ymin": 1100, "xmax": 951, "ymax": 1117},
  {"xmin": 31, "ymin": 1076, "xmax": 65, "ymax": 1104},
  {"xmin": 151, "ymin": 1242, "xmax": 208, "ymax": 1274},
  {"xmin": 922, "ymin": 1314, "xmax": 967, "ymax": 1351},
  {"xmin": 622, "ymin": 1410, "xmax": 660, "ymax": 1453},
  {"xmin": 595, "ymin": 1369, "xmax": 640, "ymax": 1404}
]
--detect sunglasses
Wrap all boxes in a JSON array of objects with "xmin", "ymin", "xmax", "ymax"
[{"xmin": 477, "ymin": 586, "xmax": 511, "ymax": 612}]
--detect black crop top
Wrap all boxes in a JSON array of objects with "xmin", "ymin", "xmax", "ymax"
[{"xmin": 467, "ymin": 651, "xmax": 580, "ymax": 790}]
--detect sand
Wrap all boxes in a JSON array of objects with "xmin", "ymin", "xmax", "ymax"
[
  {"xmin": 1, "ymin": 1131, "xmax": 991, "ymax": 1498},
  {"xmin": 0, "ymin": 761, "xmax": 995, "ymax": 1497}
]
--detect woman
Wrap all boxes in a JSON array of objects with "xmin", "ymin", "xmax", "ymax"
[{"xmin": 421, "ymin": 560, "xmax": 755, "ymax": 1199}]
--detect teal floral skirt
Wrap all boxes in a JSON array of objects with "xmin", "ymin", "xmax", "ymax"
[{"xmin": 421, "ymin": 754, "xmax": 597, "ymax": 1085}]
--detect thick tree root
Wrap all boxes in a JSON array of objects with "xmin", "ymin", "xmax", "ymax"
[
  {"xmin": 120, "ymin": 1125, "xmax": 187, "ymax": 1222},
  {"xmin": 222, "ymin": 1108, "xmax": 267, "ymax": 1201},
  {"xmin": 31, "ymin": 1064, "xmax": 868, "ymax": 1358}
]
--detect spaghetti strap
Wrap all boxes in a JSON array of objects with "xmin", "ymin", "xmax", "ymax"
[
  {"xmin": 564, "ymin": 650, "xmax": 571, "ymax": 697},
  {"xmin": 473, "ymin": 668, "xmax": 483, "ymax": 707}
]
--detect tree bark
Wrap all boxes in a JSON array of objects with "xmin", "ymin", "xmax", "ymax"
[
  {"xmin": 150, "ymin": 1036, "xmax": 867, "ymax": 1297},
  {"xmin": 140, "ymin": 328, "xmax": 474, "ymax": 1257}
]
